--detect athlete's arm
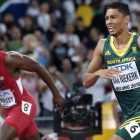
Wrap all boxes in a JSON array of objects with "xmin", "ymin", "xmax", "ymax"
[
  {"xmin": 83, "ymin": 39, "xmax": 121, "ymax": 89},
  {"xmin": 5, "ymin": 51, "xmax": 64, "ymax": 112}
]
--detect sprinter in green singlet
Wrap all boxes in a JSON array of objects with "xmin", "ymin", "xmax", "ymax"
[{"xmin": 83, "ymin": 1, "xmax": 140, "ymax": 140}]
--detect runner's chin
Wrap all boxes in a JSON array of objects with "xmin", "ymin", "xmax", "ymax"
[{"xmin": 109, "ymin": 30, "xmax": 116, "ymax": 36}]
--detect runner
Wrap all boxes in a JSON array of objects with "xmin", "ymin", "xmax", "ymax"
[
  {"xmin": 0, "ymin": 51, "xmax": 65, "ymax": 140},
  {"xmin": 83, "ymin": 1, "xmax": 140, "ymax": 140}
]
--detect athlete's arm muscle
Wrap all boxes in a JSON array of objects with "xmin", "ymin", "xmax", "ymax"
[
  {"xmin": 137, "ymin": 36, "xmax": 140, "ymax": 48},
  {"xmin": 83, "ymin": 39, "xmax": 104, "ymax": 88},
  {"xmin": 83, "ymin": 40, "xmax": 121, "ymax": 89},
  {"xmin": 5, "ymin": 51, "xmax": 64, "ymax": 112}
]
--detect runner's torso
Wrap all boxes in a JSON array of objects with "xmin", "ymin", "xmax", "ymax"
[
  {"xmin": 0, "ymin": 51, "xmax": 31, "ymax": 108},
  {"xmin": 103, "ymin": 32, "xmax": 140, "ymax": 119}
]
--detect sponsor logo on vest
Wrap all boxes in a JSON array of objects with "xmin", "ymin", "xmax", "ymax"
[
  {"xmin": 111, "ymin": 63, "xmax": 133, "ymax": 71},
  {"xmin": 107, "ymin": 57, "xmax": 136, "ymax": 65},
  {"xmin": 105, "ymin": 50, "xmax": 111, "ymax": 55},
  {"xmin": 132, "ymin": 47, "xmax": 137, "ymax": 53},
  {"xmin": 109, "ymin": 61, "xmax": 140, "ymax": 91},
  {"xmin": 0, "ymin": 91, "xmax": 10, "ymax": 96}
]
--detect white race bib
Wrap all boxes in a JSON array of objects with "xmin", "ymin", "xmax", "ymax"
[
  {"xmin": 108, "ymin": 61, "xmax": 140, "ymax": 91},
  {"xmin": 22, "ymin": 101, "xmax": 32, "ymax": 115},
  {"xmin": 0, "ymin": 89, "xmax": 17, "ymax": 108},
  {"xmin": 125, "ymin": 120, "xmax": 140, "ymax": 138}
]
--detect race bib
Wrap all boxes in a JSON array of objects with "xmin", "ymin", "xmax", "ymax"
[
  {"xmin": 22, "ymin": 101, "xmax": 32, "ymax": 115},
  {"xmin": 0, "ymin": 89, "xmax": 17, "ymax": 108},
  {"xmin": 108, "ymin": 61, "xmax": 140, "ymax": 91},
  {"xmin": 125, "ymin": 120, "xmax": 140, "ymax": 138}
]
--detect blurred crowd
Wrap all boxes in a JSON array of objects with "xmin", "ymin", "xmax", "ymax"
[{"xmin": 1, "ymin": 0, "xmax": 140, "ymax": 129}]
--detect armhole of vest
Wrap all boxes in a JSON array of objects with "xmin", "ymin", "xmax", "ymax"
[
  {"xmin": 135, "ymin": 33, "xmax": 140, "ymax": 51},
  {"xmin": 0, "ymin": 52, "xmax": 6, "ymax": 69},
  {"xmin": 103, "ymin": 36, "xmax": 110, "ymax": 57},
  {"xmin": 1, "ymin": 52, "xmax": 11, "ymax": 79}
]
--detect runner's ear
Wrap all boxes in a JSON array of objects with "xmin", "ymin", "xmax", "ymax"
[{"xmin": 124, "ymin": 15, "xmax": 130, "ymax": 24}]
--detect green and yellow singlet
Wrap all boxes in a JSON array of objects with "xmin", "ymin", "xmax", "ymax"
[{"xmin": 103, "ymin": 32, "xmax": 140, "ymax": 119}]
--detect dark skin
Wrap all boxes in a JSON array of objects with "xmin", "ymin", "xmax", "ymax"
[{"xmin": 0, "ymin": 51, "xmax": 65, "ymax": 140}]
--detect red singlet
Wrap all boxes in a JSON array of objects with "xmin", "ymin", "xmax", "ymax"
[{"xmin": 0, "ymin": 51, "xmax": 38, "ymax": 138}]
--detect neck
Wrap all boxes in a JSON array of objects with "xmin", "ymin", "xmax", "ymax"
[{"xmin": 113, "ymin": 30, "xmax": 132, "ymax": 45}]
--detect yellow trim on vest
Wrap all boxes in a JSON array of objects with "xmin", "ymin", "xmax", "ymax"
[
  {"xmin": 119, "ymin": 116, "xmax": 140, "ymax": 129},
  {"xmin": 110, "ymin": 32, "xmax": 136, "ymax": 57}
]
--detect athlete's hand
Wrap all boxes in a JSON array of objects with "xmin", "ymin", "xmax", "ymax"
[
  {"xmin": 53, "ymin": 94, "xmax": 65, "ymax": 113},
  {"xmin": 97, "ymin": 69, "xmax": 122, "ymax": 79}
]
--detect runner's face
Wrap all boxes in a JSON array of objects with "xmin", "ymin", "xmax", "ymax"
[{"xmin": 105, "ymin": 9, "xmax": 126, "ymax": 37}]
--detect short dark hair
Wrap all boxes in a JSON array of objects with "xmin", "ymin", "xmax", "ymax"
[{"xmin": 106, "ymin": 1, "xmax": 130, "ymax": 17}]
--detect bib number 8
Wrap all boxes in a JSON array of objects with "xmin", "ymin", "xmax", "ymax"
[
  {"xmin": 22, "ymin": 101, "xmax": 32, "ymax": 115},
  {"xmin": 24, "ymin": 103, "xmax": 29, "ymax": 111}
]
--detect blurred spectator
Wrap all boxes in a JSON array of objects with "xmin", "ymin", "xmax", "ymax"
[
  {"xmin": 20, "ymin": 34, "xmax": 38, "ymax": 55},
  {"xmin": 74, "ymin": 17, "xmax": 88, "ymax": 44},
  {"xmin": 91, "ymin": 1, "xmax": 108, "ymax": 37},
  {"xmin": 21, "ymin": 71, "xmax": 41, "ymax": 116},
  {"xmin": 58, "ymin": 23, "xmax": 80, "ymax": 57},
  {"xmin": 37, "ymin": 2, "xmax": 51, "ymax": 32},
  {"xmin": 21, "ymin": 33, "xmax": 50, "ymax": 66},
  {"xmin": 71, "ymin": 55, "xmax": 83, "ymax": 82},
  {"xmin": 21, "ymin": 15, "xmax": 34, "ymax": 36},
  {"xmin": 34, "ymin": 31, "xmax": 50, "ymax": 66},
  {"xmin": 7, "ymin": 27, "xmax": 22, "ymax": 51},
  {"xmin": 80, "ymin": 49, "xmax": 94, "ymax": 76},
  {"xmin": 61, "ymin": 58, "xmax": 77, "ymax": 89},
  {"xmin": 3, "ymin": 12, "xmax": 15, "ymax": 40},
  {"xmin": 49, "ymin": 32, "xmax": 69, "ymax": 70},
  {"xmin": 52, "ymin": 0, "xmax": 62, "ymax": 19},
  {"xmin": 131, "ymin": 13, "xmax": 140, "ymax": 32},
  {"xmin": 27, "ymin": 0, "xmax": 40, "ymax": 17},
  {"xmin": 3, "ymin": 12, "xmax": 15, "ymax": 27},
  {"xmin": 130, "ymin": 0, "xmax": 140, "ymax": 23},
  {"xmin": 46, "ymin": 12, "xmax": 64, "ymax": 43},
  {"xmin": 0, "ymin": 41, "xmax": 7, "ymax": 51},
  {"xmin": 36, "ymin": 41, "xmax": 50, "ymax": 66},
  {"xmin": 0, "ymin": 28, "xmax": 8, "ymax": 48},
  {"xmin": 41, "ymin": 65, "xmax": 68, "ymax": 127},
  {"xmin": 34, "ymin": 29, "xmax": 48, "ymax": 48},
  {"xmin": 62, "ymin": 0, "xmax": 75, "ymax": 23},
  {"xmin": 130, "ymin": 26, "xmax": 139, "ymax": 32},
  {"xmin": 85, "ymin": 27, "xmax": 100, "ymax": 49},
  {"xmin": 111, "ymin": 90, "xmax": 126, "ymax": 129},
  {"xmin": 76, "ymin": 0, "xmax": 93, "ymax": 28},
  {"xmin": 0, "ymin": 23, "xmax": 7, "ymax": 34}
]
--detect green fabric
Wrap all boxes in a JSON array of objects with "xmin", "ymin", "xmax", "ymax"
[
  {"xmin": 116, "ymin": 112, "xmax": 140, "ymax": 140},
  {"xmin": 92, "ymin": 9, "xmax": 103, "ymax": 15},
  {"xmin": 0, "ymin": 0, "xmax": 6, "ymax": 7},
  {"xmin": 7, "ymin": 41, "xmax": 22, "ymax": 51},
  {"xmin": 103, "ymin": 33, "xmax": 140, "ymax": 119}
]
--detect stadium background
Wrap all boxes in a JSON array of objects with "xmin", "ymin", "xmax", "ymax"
[{"xmin": 0, "ymin": 0, "xmax": 140, "ymax": 139}]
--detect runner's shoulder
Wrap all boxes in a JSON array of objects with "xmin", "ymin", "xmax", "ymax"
[
  {"xmin": 5, "ymin": 51, "xmax": 23, "ymax": 62},
  {"xmin": 96, "ymin": 39, "xmax": 106, "ymax": 50}
]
